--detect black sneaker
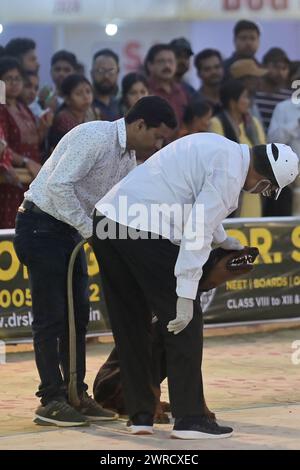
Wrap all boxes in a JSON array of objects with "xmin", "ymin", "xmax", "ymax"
[
  {"xmin": 34, "ymin": 400, "xmax": 89, "ymax": 427},
  {"xmin": 128, "ymin": 412, "xmax": 154, "ymax": 435},
  {"xmin": 171, "ymin": 416, "xmax": 233, "ymax": 439},
  {"xmin": 74, "ymin": 392, "xmax": 119, "ymax": 421}
]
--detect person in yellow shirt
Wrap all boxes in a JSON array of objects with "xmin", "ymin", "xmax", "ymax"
[{"xmin": 210, "ymin": 79, "xmax": 266, "ymax": 217}]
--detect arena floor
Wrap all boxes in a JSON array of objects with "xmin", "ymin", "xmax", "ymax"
[{"xmin": 1, "ymin": 328, "xmax": 300, "ymax": 450}]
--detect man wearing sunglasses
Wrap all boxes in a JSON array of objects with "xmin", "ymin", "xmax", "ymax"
[{"xmin": 92, "ymin": 134, "xmax": 299, "ymax": 439}]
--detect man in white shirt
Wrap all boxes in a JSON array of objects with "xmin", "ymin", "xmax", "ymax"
[
  {"xmin": 93, "ymin": 135, "xmax": 299, "ymax": 439},
  {"xmin": 13, "ymin": 96, "xmax": 177, "ymax": 427}
]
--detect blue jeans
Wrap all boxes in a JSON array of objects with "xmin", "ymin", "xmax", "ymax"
[{"xmin": 14, "ymin": 210, "xmax": 90, "ymax": 405}]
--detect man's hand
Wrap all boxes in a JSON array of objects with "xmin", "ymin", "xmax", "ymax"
[
  {"xmin": 218, "ymin": 236, "xmax": 244, "ymax": 251},
  {"xmin": 167, "ymin": 297, "xmax": 194, "ymax": 335}
]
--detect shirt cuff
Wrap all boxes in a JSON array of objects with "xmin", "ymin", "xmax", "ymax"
[{"xmin": 176, "ymin": 277, "xmax": 200, "ymax": 300}]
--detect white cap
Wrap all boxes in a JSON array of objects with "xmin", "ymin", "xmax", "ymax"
[{"xmin": 266, "ymin": 143, "xmax": 299, "ymax": 199}]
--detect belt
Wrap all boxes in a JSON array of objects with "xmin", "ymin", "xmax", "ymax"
[{"xmin": 18, "ymin": 199, "xmax": 45, "ymax": 214}]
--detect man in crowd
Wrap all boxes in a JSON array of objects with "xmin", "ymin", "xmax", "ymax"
[
  {"xmin": 145, "ymin": 43, "xmax": 188, "ymax": 127},
  {"xmin": 169, "ymin": 37, "xmax": 196, "ymax": 101},
  {"xmin": 91, "ymin": 48, "xmax": 121, "ymax": 121},
  {"xmin": 255, "ymin": 47, "xmax": 291, "ymax": 132},
  {"xmin": 223, "ymin": 20, "xmax": 261, "ymax": 74},
  {"xmin": 5, "ymin": 37, "xmax": 40, "ymax": 73},
  {"xmin": 194, "ymin": 49, "xmax": 224, "ymax": 115}
]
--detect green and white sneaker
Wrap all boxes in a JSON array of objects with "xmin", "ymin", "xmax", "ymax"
[
  {"xmin": 34, "ymin": 400, "xmax": 89, "ymax": 427},
  {"xmin": 74, "ymin": 392, "xmax": 119, "ymax": 421}
]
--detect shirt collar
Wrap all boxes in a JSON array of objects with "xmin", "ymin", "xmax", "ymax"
[
  {"xmin": 116, "ymin": 117, "xmax": 136, "ymax": 159},
  {"xmin": 148, "ymin": 78, "xmax": 180, "ymax": 95}
]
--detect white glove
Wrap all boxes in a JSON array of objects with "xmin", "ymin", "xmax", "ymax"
[
  {"xmin": 219, "ymin": 236, "xmax": 244, "ymax": 251},
  {"xmin": 167, "ymin": 297, "xmax": 194, "ymax": 335}
]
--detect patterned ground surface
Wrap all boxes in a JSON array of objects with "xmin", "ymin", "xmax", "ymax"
[{"xmin": 1, "ymin": 328, "xmax": 300, "ymax": 449}]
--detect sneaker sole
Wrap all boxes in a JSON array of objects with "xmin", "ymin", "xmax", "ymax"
[
  {"xmin": 34, "ymin": 415, "xmax": 89, "ymax": 427},
  {"xmin": 171, "ymin": 430, "xmax": 233, "ymax": 440},
  {"xmin": 130, "ymin": 425, "xmax": 154, "ymax": 435},
  {"xmin": 85, "ymin": 414, "xmax": 119, "ymax": 422}
]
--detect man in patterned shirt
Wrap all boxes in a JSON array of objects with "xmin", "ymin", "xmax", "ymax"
[{"xmin": 13, "ymin": 96, "xmax": 177, "ymax": 427}]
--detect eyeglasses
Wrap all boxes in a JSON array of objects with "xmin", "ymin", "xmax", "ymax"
[
  {"xmin": 93, "ymin": 68, "xmax": 118, "ymax": 77},
  {"xmin": 3, "ymin": 76, "xmax": 23, "ymax": 84}
]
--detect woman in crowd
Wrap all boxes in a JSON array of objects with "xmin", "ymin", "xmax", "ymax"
[
  {"xmin": 48, "ymin": 74, "xmax": 100, "ymax": 150},
  {"xmin": 178, "ymin": 100, "xmax": 212, "ymax": 137},
  {"xmin": 120, "ymin": 72, "xmax": 149, "ymax": 115},
  {"xmin": 210, "ymin": 79, "xmax": 266, "ymax": 217},
  {"xmin": 0, "ymin": 56, "xmax": 41, "ymax": 228}
]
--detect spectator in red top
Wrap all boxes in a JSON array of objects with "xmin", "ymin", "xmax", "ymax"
[
  {"xmin": 0, "ymin": 56, "xmax": 41, "ymax": 228},
  {"xmin": 145, "ymin": 44, "xmax": 188, "ymax": 129}
]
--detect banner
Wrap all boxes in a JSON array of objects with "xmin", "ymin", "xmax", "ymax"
[
  {"xmin": 0, "ymin": 216, "xmax": 300, "ymax": 342},
  {"xmin": 0, "ymin": 230, "xmax": 110, "ymax": 341},
  {"xmin": 0, "ymin": 0, "xmax": 299, "ymax": 23},
  {"xmin": 201, "ymin": 217, "xmax": 300, "ymax": 323}
]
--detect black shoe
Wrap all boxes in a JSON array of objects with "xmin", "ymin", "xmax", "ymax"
[
  {"xmin": 34, "ymin": 400, "xmax": 89, "ymax": 427},
  {"xmin": 74, "ymin": 392, "xmax": 119, "ymax": 421},
  {"xmin": 171, "ymin": 416, "xmax": 233, "ymax": 440},
  {"xmin": 128, "ymin": 412, "xmax": 154, "ymax": 435}
]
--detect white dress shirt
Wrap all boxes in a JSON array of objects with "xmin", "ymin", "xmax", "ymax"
[
  {"xmin": 25, "ymin": 118, "xmax": 136, "ymax": 239},
  {"xmin": 96, "ymin": 133, "xmax": 250, "ymax": 300}
]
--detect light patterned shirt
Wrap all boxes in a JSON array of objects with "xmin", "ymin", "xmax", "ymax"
[{"xmin": 25, "ymin": 118, "xmax": 136, "ymax": 238}]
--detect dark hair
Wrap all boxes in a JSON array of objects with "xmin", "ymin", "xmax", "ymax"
[
  {"xmin": 76, "ymin": 62, "xmax": 85, "ymax": 75},
  {"xmin": 0, "ymin": 46, "xmax": 5, "ymax": 58},
  {"xmin": 0, "ymin": 56, "xmax": 24, "ymax": 79},
  {"xmin": 60, "ymin": 74, "xmax": 92, "ymax": 97},
  {"xmin": 93, "ymin": 48, "xmax": 119, "ymax": 65},
  {"xmin": 183, "ymin": 100, "xmax": 212, "ymax": 124},
  {"xmin": 194, "ymin": 49, "xmax": 223, "ymax": 71},
  {"xmin": 252, "ymin": 144, "xmax": 278, "ymax": 184},
  {"xmin": 234, "ymin": 20, "xmax": 260, "ymax": 38},
  {"xmin": 121, "ymin": 72, "xmax": 148, "ymax": 99},
  {"xmin": 125, "ymin": 96, "xmax": 177, "ymax": 129},
  {"xmin": 51, "ymin": 50, "xmax": 78, "ymax": 69},
  {"xmin": 262, "ymin": 47, "xmax": 290, "ymax": 66},
  {"xmin": 5, "ymin": 38, "xmax": 36, "ymax": 59},
  {"xmin": 145, "ymin": 44, "xmax": 175, "ymax": 65},
  {"xmin": 220, "ymin": 79, "xmax": 247, "ymax": 109}
]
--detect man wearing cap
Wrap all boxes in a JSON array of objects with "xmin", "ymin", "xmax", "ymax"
[
  {"xmin": 92, "ymin": 134, "xmax": 299, "ymax": 439},
  {"xmin": 169, "ymin": 37, "xmax": 197, "ymax": 101},
  {"xmin": 230, "ymin": 58, "xmax": 267, "ymax": 124}
]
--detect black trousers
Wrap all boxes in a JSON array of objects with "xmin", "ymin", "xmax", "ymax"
[
  {"xmin": 14, "ymin": 210, "xmax": 90, "ymax": 405},
  {"xmin": 92, "ymin": 213, "xmax": 205, "ymax": 419}
]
